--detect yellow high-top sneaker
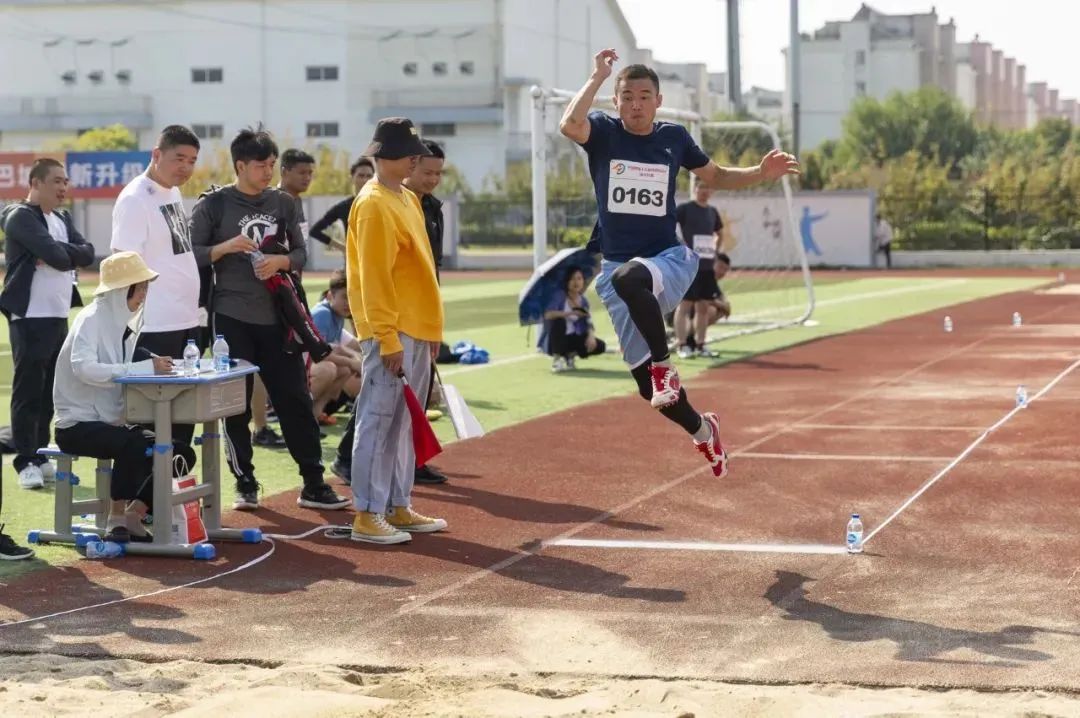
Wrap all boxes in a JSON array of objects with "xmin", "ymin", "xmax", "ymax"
[
  {"xmin": 350, "ymin": 512, "xmax": 411, "ymax": 544},
  {"xmin": 387, "ymin": 506, "xmax": 448, "ymax": 533}
]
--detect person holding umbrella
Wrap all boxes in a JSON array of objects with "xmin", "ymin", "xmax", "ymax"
[
  {"xmin": 346, "ymin": 117, "xmax": 447, "ymax": 545},
  {"xmin": 538, "ymin": 268, "xmax": 606, "ymax": 372}
]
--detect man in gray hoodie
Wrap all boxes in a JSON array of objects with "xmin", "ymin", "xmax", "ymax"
[{"xmin": 189, "ymin": 127, "xmax": 347, "ymax": 512}]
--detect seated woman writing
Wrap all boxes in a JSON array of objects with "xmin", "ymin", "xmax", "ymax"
[
  {"xmin": 52, "ymin": 251, "xmax": 195, "ymax": 543},
  {"xmin": 538, "ymin": 268, "xmax": 607, "ymax": 373}
]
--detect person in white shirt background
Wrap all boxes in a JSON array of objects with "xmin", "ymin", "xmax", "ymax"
[
  {"xmin": 109, "ymin": 125, "xmax": 202, "ymax": 448},
  {"xmin": 0, "ymin": 158, "xmax": 95, "ymax": 491},
  {"xmin": 875, "ymin": 212, "xmax": 894, "ymax": 269}
]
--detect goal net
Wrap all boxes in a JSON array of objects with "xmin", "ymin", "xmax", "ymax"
[{"xmin": 529, "ymin": 87, "xmax": 814, "ymax": 343}]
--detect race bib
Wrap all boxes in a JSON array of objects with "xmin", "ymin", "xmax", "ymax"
[
  {"xmin": 692, "ymin": 234, "xmax": 716, "ymax": 259},
  {"xmin": 607, "ymin": 161, "xmax": 669, "ymax": 217}
]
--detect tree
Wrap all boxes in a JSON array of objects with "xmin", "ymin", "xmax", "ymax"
[
  {"xmin": 49, "ymin": 124, "xmax": 139, "ymax": 151},
  {"xmin": 839, "ymin": 87, "xmax": 977, "ymax": 168}
]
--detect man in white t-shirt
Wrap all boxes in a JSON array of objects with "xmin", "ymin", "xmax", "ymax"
[
  {"xmin": 0, "ymin": 158, "xmax": 95, "ymax": 492},
  {"xmin": 875, "ymin": 212, "xmax": 894, "ymax": 269},
  {"xmin": 110, "ymin": 125, "xmax": 202, "ymax": 445}
]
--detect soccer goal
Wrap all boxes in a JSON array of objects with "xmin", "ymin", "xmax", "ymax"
[{"xmin": 529, "ymin": 86, "xmax": 815, "ymax": 341}]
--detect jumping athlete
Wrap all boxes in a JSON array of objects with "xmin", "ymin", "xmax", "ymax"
[{"xmin": 559, "ymin": 48, "xmax": 799, "ymax": 478}]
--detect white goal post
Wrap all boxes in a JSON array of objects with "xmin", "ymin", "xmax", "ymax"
[{"xmin": 528, "ymin": 85, "xmax": 816, "ymax": 339}]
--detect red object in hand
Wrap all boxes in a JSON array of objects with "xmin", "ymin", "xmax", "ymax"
[{"xmin": 402, "ymin": 378, "xmax": 442, "ymax": 467}]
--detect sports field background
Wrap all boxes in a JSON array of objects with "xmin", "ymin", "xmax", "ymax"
[{"xmin": 0, "ymin": 269, "xmax": 1048, "ymax": 578}]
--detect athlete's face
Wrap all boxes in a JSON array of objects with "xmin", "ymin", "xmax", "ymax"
[
  {"xmin": 614, "ymin": 77, "xmax": 662, "ymax": 133},
  {"xmin": 152, "ymin": 144, "xmax": 198, "ymax": 189}
]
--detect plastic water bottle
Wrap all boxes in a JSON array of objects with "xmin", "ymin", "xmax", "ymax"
[
  {"xmin": 1012, "ymin": 311, "xmax": 1023, "ymax": 327},
  {"xmin": 846, "ymin": 514, "xmax": 864, "ymax": 554},
  {"xmin": 182, "ymin": 339, "xmax": 200, "ymax": 376},
  {"xmin": 943, "ymin": 316, "xmax": 953, "ymax": 333},
  {"xmin": 212, "ymin": 334, "xmax": 230, "ymax": 373},
  {"xmin": 85, "ymin": 540, "xmax": 124, "ymax": 559},
  {"xmin": 1059, "ymin": 272, "xmax": 1066, "ymax": 284},
  {"xmin": 1016, "ymin": 385, "xmax": 1028, "ymax": 408},
  {"xmin": 249, "ymin": 248, "xmax": 265, "ymax": 266}
]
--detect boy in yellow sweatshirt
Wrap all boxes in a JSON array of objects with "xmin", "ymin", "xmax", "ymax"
[{"xmin": 346, "ymin": 117, "xmax": 447, "ymax": 544}]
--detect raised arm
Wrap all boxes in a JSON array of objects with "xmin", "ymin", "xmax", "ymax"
[
  {"xmin": 559, "ymin": 48, "xmax": 617, "ymax": 145},
  {"xmin": 692, "ymin": 149, "xmax": 800, "ymax": 191}
]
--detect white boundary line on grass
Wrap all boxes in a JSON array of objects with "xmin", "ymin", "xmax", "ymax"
[
  {"xmin": 861, "ymin": 355, "xmax": 1080, "ymax": 546},
  {"xmin": 438, "ymin": 278, "xmax": 972, "ymax": 378}
]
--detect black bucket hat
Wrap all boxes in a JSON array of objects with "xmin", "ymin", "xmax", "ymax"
[{"xmin": 364, "ymin": 117, "xmax": 432, "ymax": 160}]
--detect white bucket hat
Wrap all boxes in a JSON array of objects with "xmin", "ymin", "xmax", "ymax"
[{"xmin": 94, "ymin": 251, "xmax": 159, "ymax": 296}]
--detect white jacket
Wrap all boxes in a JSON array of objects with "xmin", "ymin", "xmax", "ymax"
[{"xmin": 53, "ymin": 287, "xmax": 155, "ymax": 429}]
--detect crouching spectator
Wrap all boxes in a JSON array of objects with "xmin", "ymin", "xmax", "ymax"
[
  {"xmin": 310, "ymin": 269, "xmax": 363, "ymax": 425},
  {"xmin": 52, "ymin": 252, "xmax": 195, "ymax": 543},
  {"xmin": 539, "ymin": 268, "xmax": 606, "ymax": 372}
]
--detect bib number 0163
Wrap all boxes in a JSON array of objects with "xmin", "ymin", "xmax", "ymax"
[{"xmin": 611, "ymin": 186, "xmax": 664, "ymax": 207}]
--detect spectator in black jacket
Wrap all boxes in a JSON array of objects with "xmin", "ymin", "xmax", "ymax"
[
  {"xmin": 0, "ymin": 158, "xmax": 94, "ymax": 491},
  {"xmin": 308, "ymin": 157, "xmax": 374, "ymax": 249}
]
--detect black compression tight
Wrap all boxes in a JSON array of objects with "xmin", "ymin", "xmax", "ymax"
[
  {"xmin": 630, "ymin": 363, "xmax": 703, "ymax": 435},
  {"xmin": 611, "ymin": 261, "xmax": 670, "ymax": 363}
]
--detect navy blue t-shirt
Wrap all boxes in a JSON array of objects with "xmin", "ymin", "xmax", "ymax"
[{"xmin": 579, "ymin": 111, "xmax": 709, "ymax": 262}]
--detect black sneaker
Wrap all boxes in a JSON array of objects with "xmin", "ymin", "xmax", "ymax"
[
  {"xmin": 414, "ymin": 464, "xmax": 448, "ymax": 485},
  {"xmin": 330, "ymin": 459, "xmax": 351, "ymax": 485},
  {"xmin": 233, "ymin": 476, "xmax": 261, "ymax": 511},
  {"xmin": 0, "ymin": 526, "xmax": 34, "ymax": 561},
  {"xmin": 253, "ymin": 426, "xmax": 286, "ymax": 448},
  {"xmin": 297, "ymin": 482, "xmax": 349, "ymax": 510}
]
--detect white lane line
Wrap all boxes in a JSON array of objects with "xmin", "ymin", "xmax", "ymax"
[
  {"xmin": 546, "ymin": 538, "xmax": 847, "ymax": 555},
  {"xmin": 793, "ymin": 423, "xmax": 984, "ymax": 432},
  {"xmin": 440, "ymin": 351, "xmax": 543, "ymax": 377},
  {"xmin": 739, "ymin": 452, "xmax": 953, "ymax": 463},
  {"xmin": 863, "ymin": 356, "xmax": 1080, "ymax": 546}
]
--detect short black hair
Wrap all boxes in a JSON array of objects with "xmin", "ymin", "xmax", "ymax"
[
  {"xmin": 349, "ymin": 157, "xmax": 374, "ymax": 175},
  {"xmin": 421, "ymin": 140, "xmax": 445, "ymax": 159},
  {"xmin": 616, "ymin": 64, "xmax": 660, "ymax": 93},
  {"xmin": 281, "ymin": 148, "xmax": 315, "ymax": 171},
  {"xmin": 230, "ymin": 126, "xmax": 279, "ymax": 168},
  {"xmin": 715, "ymin": 252, "xmax": 731, "ymax": 266},
  {"xmin": 157, "ymin": 125, "xmax": 200, "ymax": 152},
  {"xmin": 328, "ymin": 268, "xmax": 347, "ymax": 293},
  {"xmin": 562, "ymin": 267, "xmax": 584, "ymax": 292},
  {"xmin": 28, "ymin": 157, "xmax": 64, "ymax": 184}
]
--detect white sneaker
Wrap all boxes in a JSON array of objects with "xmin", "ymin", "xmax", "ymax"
[
  {"xmin": 677, "ymin": 345, "xmax": 695, "ymax": 359},
  {"xmin": 39, "ymin": 461, "xmax": 56, "ymax": 483},
  {"xmin": 18, "ymin": 465, "xmax": 44, "ymax": 490},
  {"xmin": 566, "ymin": 356, "xmax": 576, "ymax": 370},
  {"xmin": 551, "ymin": 357, "xmax": 568, "ymax": 373}
]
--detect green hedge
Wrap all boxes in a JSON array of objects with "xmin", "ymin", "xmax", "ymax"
[{"xmin": 896, "ymin": 221, "xmax": 1080, "ymax": 250}]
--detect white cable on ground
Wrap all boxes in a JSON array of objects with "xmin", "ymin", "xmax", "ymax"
[
  {"xmin": 0, "ymin": 524, "xmax": 349, "ymax": 630},
  {"xmin": 862, "ymin": 357, "xmax": 1080, "ymax": 546}
]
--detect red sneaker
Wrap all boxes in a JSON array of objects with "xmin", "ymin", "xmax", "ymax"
[
  {"xmin": 694, "ymin": 412, "xmax": 729, "ymax": 478},
  {"xmin": 649, "ymin": 362, "xmax": 681, "ymax": 409}
]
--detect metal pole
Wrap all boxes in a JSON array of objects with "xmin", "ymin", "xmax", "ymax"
[
  {"xmin": 727, "ymin": 0, "xmax": 743, "ymax": 115},
  {"xmin": 530, "ymin": 86, "xmax": 548, "ymax": 269},
  {"xmin": 790, "ymin": 0, "xmax": 800, "ymax": 155}
]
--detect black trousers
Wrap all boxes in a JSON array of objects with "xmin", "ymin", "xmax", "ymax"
[
  {"xmin": 8, "ymin": 317, "xmax": 67, "ymax": 472},
  {"xmin": 55, "ymin": 422, "xmax": 195, "ymax": 507},
  {"xmin": 215, "ymin": 313, "xmax": 324, "ymax": 487},
  {"xmin": 879, "ymin": 244, "xmax": 892, "ymax": 268},
  {"xmin": 547, "ymin": 320, "xmax": 607, "ymax": 359},
  {"xmin": 136, "ymin": 326, "xmax": 206, "ymax": 447}
]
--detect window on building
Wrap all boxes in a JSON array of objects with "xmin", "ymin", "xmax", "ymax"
[
  {"xmin": 460, "ymin": 61, "xmax": 475, "ymax": 75},
  {"xmin": 306, "ymin": 65, "xmax": 339, "ymax": 81},
  {"xmin": 856, "ymin": 81, "xmax": 867, "ymax": 96},
  {"xmin": 306, "ymin": 122, "xmax": 340, "ymax": 138},
  {"xmin": 192, "ymin": 67, "xmax": 224, "ymax": 84},
  {"xmin": 402, "ymin": 62, "xmax": 418, "ymax": 76},
  {"xmin": 421, "ymin": 122, "xmax": 456, "ymax": 137},
  {"xmin": 192, "ymin": 124, "xmax": 224, "ymax": 140},
  {"xmin": 433, "ymin": 61, "xmax": 448, "ymax": 76},
  {"xmin": 855, "ymin": 50, "xmax": 866, "ymax": 66}
]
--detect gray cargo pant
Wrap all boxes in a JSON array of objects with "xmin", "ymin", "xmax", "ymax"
[{"xmin": 350, "ymin": 333, "xmax": 432, "ymax": 513}]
